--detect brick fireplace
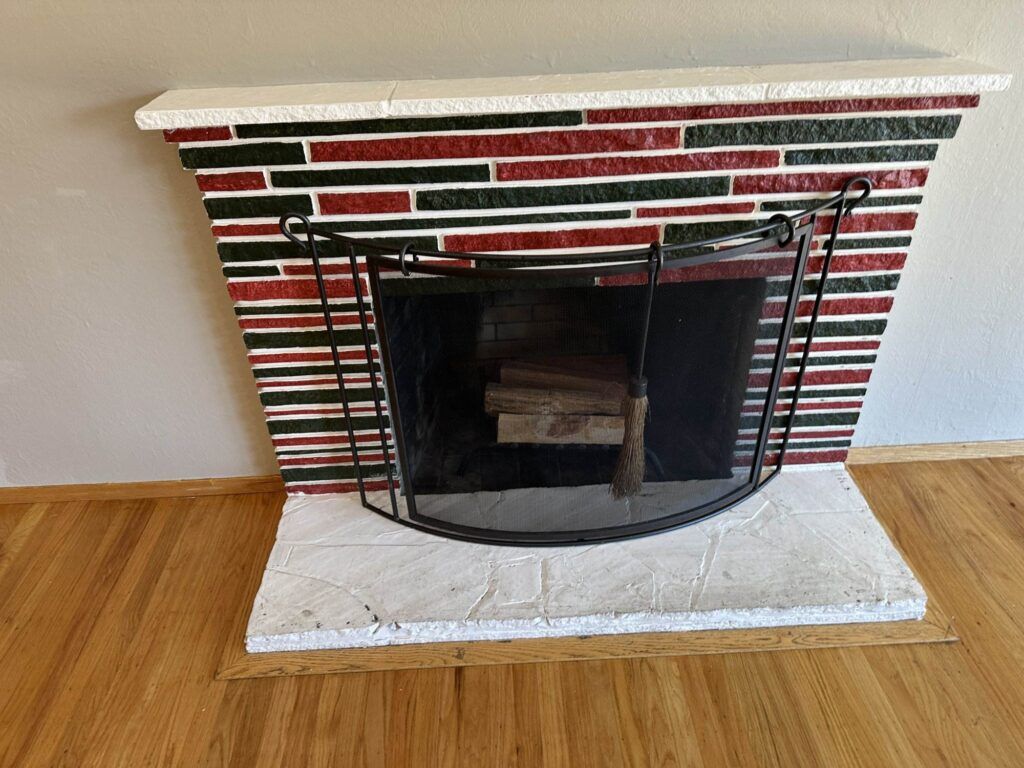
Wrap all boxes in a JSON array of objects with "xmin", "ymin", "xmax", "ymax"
[{"xmin": 137, "ymin": 58, "xmax": 1009, "ymax": 497}]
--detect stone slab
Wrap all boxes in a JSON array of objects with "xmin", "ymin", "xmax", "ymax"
[
  {"xmin": 246, "ymin": 467, "xmax": 927, "ymax": 653},
  {"xmin": 136, "ymin": 58, "xmax": 1010, "ymax": 129}
]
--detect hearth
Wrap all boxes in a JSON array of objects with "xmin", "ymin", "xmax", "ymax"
[{"xmin": 281, "ymin": 177, "xmax": 871, "ymax": 543}]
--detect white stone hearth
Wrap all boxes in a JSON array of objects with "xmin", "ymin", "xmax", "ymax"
[{"xmin": 246, "ymin": 467, "xmax": 926, "ymax": 653}]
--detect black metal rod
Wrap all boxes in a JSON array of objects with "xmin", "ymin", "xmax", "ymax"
[
  {"xmin": 345, "ymin": 242, "xmax": 401, "ymax": 520},
  {"xmin": 776, "ymin": 177, "xmax": 873, "ymax": 467},
  {"xmin": 282, "ymin": 214, "xmax": 368, "ymax": 506}
]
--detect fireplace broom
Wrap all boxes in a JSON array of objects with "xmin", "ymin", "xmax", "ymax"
[{"xmin": 610, "ymin": 243, "xmax": 663, "ymax": 499}]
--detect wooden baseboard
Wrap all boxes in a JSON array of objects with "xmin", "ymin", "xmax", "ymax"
[
  {"xmin": 216, "ymin": 602, "xmax": 956, "ymax": 680},
  {"xmin": 847, "ymin": 439, "xmax": 1024, "ymax": 465},
  {"xmin": 0, "ymin": 474, "xmax": 285, "ymax": 504}
]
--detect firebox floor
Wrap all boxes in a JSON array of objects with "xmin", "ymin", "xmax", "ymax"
[{"xmin": 245, "ymin": 467, "xmax": 926, "ymax": 652}]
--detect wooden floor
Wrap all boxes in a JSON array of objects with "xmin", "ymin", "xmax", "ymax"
[{"xmin": 2, "ymin": 457, "xmax": 1023, "ymax": 766}]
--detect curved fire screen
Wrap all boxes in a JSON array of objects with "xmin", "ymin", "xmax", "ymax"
[{"xmin": 281, "ymin": 177, "xmax": 871, "ymax": 544}]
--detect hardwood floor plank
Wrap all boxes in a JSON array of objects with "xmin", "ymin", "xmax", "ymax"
[{"xmin": 1, "ymin": 457, "xmax": 1023, "ymax": 766}]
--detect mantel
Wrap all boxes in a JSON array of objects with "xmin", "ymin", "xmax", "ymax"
[{"xmin": 136, "ymin": 57, "xmax": 1009, "ymax": 130}]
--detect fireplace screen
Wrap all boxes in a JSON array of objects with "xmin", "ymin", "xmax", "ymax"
[{"xmin": 282, "ymin": 177, "xmax": 870, "ymax": 544}]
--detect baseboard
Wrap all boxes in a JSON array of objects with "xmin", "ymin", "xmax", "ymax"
[
  {"xmin": 846, "ymin": 439, "xmax": 1024, "ymax": 465},
  {"xmin": 0, "ymin": 474, "xmax": 284, "ymax": 504},
  {"xmin": 4, "ymin": 439, "xmax": 1021, "ymax": 504}
]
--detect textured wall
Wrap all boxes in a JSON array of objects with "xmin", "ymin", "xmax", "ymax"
[{"xmin": 1, "ymin": 1, "xmax": 1021, "ymax": 486}]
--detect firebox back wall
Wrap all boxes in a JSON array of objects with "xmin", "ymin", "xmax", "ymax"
[{"xmin": 161, "ymin": 93, "xmax": 980, "ymax": 494}]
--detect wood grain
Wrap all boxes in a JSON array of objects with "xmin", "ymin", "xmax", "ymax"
[
  {"xmin": 497, "ymin": 413, "xmax": 625, "ymax": 444},
  {"xmin": 484, "ymin": 382, "xmax": 623, "ymax": 416},
  {"xmin": 3, "ymin": 457, "xmax": 1024, "ymax": 766},
  {"xmin": 0, "ymin": 474, "xmax": 284, "ymax": 504},
  {"xmin": 847, "ymin": 438, "xmax": 1024, "ymax": 464}
]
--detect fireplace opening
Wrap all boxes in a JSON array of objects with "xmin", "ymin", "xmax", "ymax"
[
  {"xmin": 284, "ymin": 177, "xmax": 870, "ymax": 544},
  {"xmin": 381, "ymin": 278, "xmax": 766, "ymax": 490},
  {"xmin": 374, "ymin": 266, "xmax": 775, "ymax": 537}
]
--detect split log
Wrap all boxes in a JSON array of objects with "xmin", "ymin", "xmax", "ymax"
[
  {"xmin": 500, "ymin": 360, "xmax": 627, "ymax": 400},
  {"xmin": 484, "ymin": 383, "xmax": 623, "ymax": 416},
  {"xmin": 496, "ymin": 414, "xmax": 625, "ymax": 445}
]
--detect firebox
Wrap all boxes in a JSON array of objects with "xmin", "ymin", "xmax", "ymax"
[{"xmin": 282, "ymin": 177, "xmax": 871, "ymax": 544}]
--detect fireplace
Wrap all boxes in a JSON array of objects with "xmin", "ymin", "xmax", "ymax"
[{"xmin": 283, "ymin": 182, "xmax": 864, "ymax": 543}]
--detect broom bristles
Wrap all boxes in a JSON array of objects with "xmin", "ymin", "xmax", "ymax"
[{"xmin": 610, "ymin": 393, "xmax": 648, "ymax": 499}]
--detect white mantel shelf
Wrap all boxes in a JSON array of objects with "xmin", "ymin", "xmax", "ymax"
[{"xmin": 136, "ymin": 57, "xmax": 1010, "ymax": 130}]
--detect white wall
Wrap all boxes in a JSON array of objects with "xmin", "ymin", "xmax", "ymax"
[{"xmin": 1, "ymin": 0, "xmax": 1021, "ymax": 486}]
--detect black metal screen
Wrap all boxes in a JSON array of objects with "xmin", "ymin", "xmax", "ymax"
[{"xmin": 281, "ymin": 176, "xmax": 871, "ymax": 545}]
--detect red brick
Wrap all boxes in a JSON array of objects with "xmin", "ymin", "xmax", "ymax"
[
  {"xmin": 750, "ymin": 369, "xmax": 872, "ymax": 388},
  {"xmin": 227, "ymin": 278, "xmax": 362, "ymax": 302},
  {"xmin": 163, "ymin": 126, "xmax": 232, "ymax": 142},
  {"xmin": 197, "ymin": 172, "xmax": 266, "ymax": 192},
  {"xmin": 318, "ymin": 191, "xmax": 411, "ymax": 215},
  {"xmin": 588, "ymin": 95, "xmax": 981, "ymax": 123},
  {"xmin": 212, "ymin": 223, "xmax": 282, "ymax": 237},
  {"xmin": 311, "ymin": 128, "xmax": 680, "ymax": 162},
  {"xmin": 284, "ymin": 481, "xmax": 395, "ymax": 494},
  {"xmin": 496, "ymin": 150, "xmax": 778, "ymax": 181},
  {"xmin": 733, "ymin": 168, "xmax": 929, "ymax": 195},
  {"xmin": 637, "ymin": 202, "xmax": 757, "ymax": 218},
  {"xmin": 444, "ymin": 225, "xmax": 660, "ymax": 253},
  {"xmin": 761, "ymin": 296, "xmax": 894, "ymax": 320},
  {"xmin": 813, "ymin": 211, "xmax": 918, "ymax": 235},
  {"xmin": 764, "ymin": 449, "xmax": 849, "ymax": 465}
]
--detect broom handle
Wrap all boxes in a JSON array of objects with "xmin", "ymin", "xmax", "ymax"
[{"xmin": 628, "ymin": 242, "xmax": 664, "ymax": 399}]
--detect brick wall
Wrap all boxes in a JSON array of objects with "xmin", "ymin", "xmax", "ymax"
[{"xmin": 163, "ymin": 94, "xmax": 980, "ymax": 494}]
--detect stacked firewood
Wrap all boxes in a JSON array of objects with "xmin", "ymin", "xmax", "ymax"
[{"xmin": 484, "ymin": 356, "xmax": 628, "ymax": 445}]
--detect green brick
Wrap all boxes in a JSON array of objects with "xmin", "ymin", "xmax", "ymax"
[
  {"xmin": 417, "ymin": 177, "xmax": 729, "ymax": 210},
  {"xmin": 267, "ymin": 415, "xmax": 389, "ymax": 435},
  {"xmin": 776, "ymin": 387, "xmax": 868, "ymax": 399},
  {"xmin": 763, "ymin": 274, "xmax": 902, "ymax": 297},
  {"xmin": 242, "ymin": 329, "xmax": 374, "ymax": 349},
  {"xmin": 785, "ymin": 144, "xmax": 938, "ymax": 165},
  {"xmin": 237, "ymin": 111, "xmax": 582, "ymax": 138},
  {"xmin": 763, "ymin": 440, "xmax": 853, "ymax": 450},
  {"xmin": 758, "ymin": 319, "xmax": 888, "ymax": 338},
  {"xmin": 179, "ymin": 142, "xmax": 305, "ymax": 169},
  {"xmin": 739, "ymin": 411, "xmax": 860, "ymax": 430},
  {"xmin": 686, "ymin": 116, "xmax": 961, "ymax": 148},
  {"xmin": 218, "ymin": 236, "xmax": 436, "ymax": 262},
  {"xmin": 204, "ymin": 195, "xmax": 312, "ymax": 220},
  {"xmin": 272, "ymin": 165, "xmax": 489, "ymax": 188},
  {"xmin": 298, "ymin": 210, "xmax": 631, "ymax": 234},
  {"xmin": 260, "ymin": 387, "xmax": 375, "ymax": 406},
  {"xmin": 796, "ymin": 354, "xmax": 878, "ymax": 366},
  {"xmin": 832, "ymin": 236, "xmax": 912, "ymax": 250},
  {"xmin": 281, "ymin": 463, "xmax": 391, "ymax": 483},
  {"xmin": 222, "ymin": 265, "xmax": 280, "ymax": 277},
  {"xmin": 761, "ymin": 195, "xmax": 923, "ymax": 211},
  {"xmin": 664, "ymin": 219, "xmax": 766, "ymax": 243},
  {"xmin": 253, "ymin": 364, "xmax": 378, "ymax": 379}
]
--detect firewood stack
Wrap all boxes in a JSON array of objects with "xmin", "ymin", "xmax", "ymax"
[{"xmin": 484, "ymin": 356, "xmax": 628, "ymax": 445}]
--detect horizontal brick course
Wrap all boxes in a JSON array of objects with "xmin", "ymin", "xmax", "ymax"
[
  {"xmin": 587, "ymin": 95, "xmax": 980, "ymax": 123},
  {"xmin": 237, "ymin": 111, "xmax": 582, "ymax": 138},
  {"xmin": 638, "ymin": 202, "xmax": 756, "ymax": 217},
  {"xmin": 444, "ymin": 225, "xmax": 660, "ymax": 252},
  {"xmin": 496, "ymin": 150, "xmax": 778, "ymax": 181},
  {"xmin": 686, "ymin": 115, "xmax": 961, "ymax": 148},
  {"xmin": 318, "ymin": 191, "xmax": 411, "ymax": 215},
  {"xmin": 418, "ymin": 176, "xmax": 729, "ymax": 210},
  {"xmin": 163, "ymin": 126, "xmax": 232, "ymax": 142},
  {"xmin": 180, "ymin": 142, "xmax": 306, "ymax": 169},
  {"xmin": 271, "ymin": 164, "xmax": 489, "ymax": 188},
  {"xmin": 311, "ymin": 127, "xmax": 681, "ymax": 162},
  {"xmin": 196, "ymin": 171, "xmax": 267, "ymax": 192},
  {"xmin": 204, "ymin": 194, "xmax": 312, "ymax": 219},
  {"xmin": 733, "ymin": 168, "xmax": 929, "ymax": 194},
  {"xmin": 227, "ymin": 278, "xmax": 363, "ymax": 302}
]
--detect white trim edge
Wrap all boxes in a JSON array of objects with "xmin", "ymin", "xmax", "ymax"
[{"xmin": 136, "ymin": 58, "xmax": 1011, "ymax": 130}]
